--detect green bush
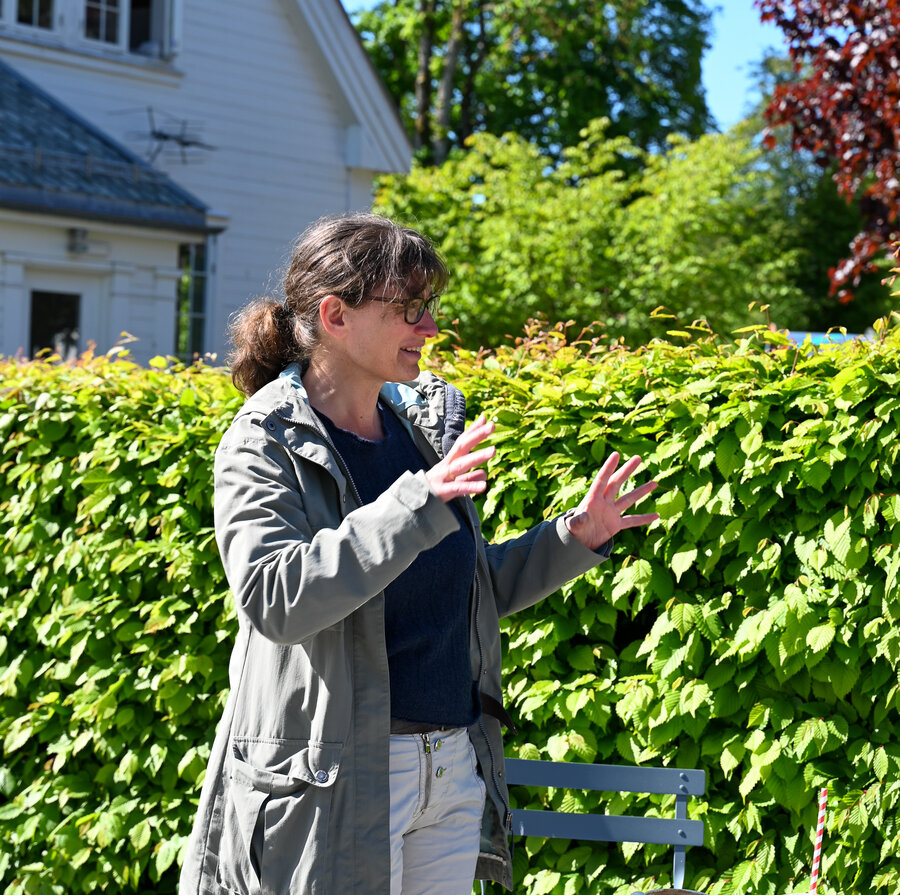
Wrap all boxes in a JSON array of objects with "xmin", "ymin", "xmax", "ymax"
[
  {"xmin": 0, "ymin": 350, "xmax": 241, "ymax": 893},
  {"xmin": 2, "ymin": 316, "xmax": 900, "ymax": 894},
  {"xmin": 447, "ymin": 317, "xmax": 900, "ymax": 895}
]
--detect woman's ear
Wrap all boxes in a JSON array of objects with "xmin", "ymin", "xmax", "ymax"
[{"xmin": 318, "ymin": 294, "xmax": 349, "ymax": 340}]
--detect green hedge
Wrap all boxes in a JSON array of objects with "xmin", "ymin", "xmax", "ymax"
[
  {"xmin": 0, "ymin": 351, "xmax": 241, "ymax": 893},
  {"xmin": 2, "ymin": 320, "xmax": 900, "ymax": 895}
]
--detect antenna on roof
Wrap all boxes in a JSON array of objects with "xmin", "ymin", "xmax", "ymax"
[{"xmin": 114, "ymin": 106, "xmax": 216, "ymax": 164}]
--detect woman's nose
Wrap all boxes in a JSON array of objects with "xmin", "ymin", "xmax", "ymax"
[{"xmin": 415, "ymin": 310, "xmax": 439, "ymax": 336}]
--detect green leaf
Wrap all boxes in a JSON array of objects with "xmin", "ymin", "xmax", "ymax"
[
  {"xmin": 671, "ymin": 547, "xmax": 697, "ymax": 582},
  {"xmin": 155, "ymin": 836, "xmax": 181, "ymax": 877},
  {"xmin": 823, "ymin": 514, "xmax": 853, "ymax": 563},
  {"xmin": 656, "ymin": 489, "xmax": 686, "ymax": 522},
  {"xmin": 531, "ymin": 870, "xmax": 562, "ymax": 895},
  {"xmin": 129, "ymin": 818, "xmax": 152, "ymax": 851},
  {"xmin": 739, "ymin": 765, "xmax": 761, "ymax": 799},
  {"xmin": 806, "ymin": 624, "xmax": 835, "ymax": 654},
  {"xmin": 873, "ymin": 747, "xmax": 889, "ymax": 782},
  {"xmin": 721, "ymin": 739, "xmax": 745, "ymax": 777}
]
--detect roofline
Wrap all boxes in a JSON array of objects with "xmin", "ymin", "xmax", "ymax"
[
  {"xmin": 296, "ymin": 0, "xmax": 412, "ymax": 174},
  {"xmin": 0, "ymin": 185, "xmax": 221, "ymax": 233}
]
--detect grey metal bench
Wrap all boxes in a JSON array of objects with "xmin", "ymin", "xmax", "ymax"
[{"xmin": 504, "ymin": 758, "xmax": 707, "ymax": 893}]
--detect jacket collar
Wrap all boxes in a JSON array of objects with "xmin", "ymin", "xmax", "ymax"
[{"xmin": 276, "ymin": 362, "xmax": 450, "ymax": 459}]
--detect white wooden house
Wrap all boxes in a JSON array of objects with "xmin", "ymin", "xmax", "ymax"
[{"xmin": 0, "ymin": 0, "xmax": 410, "ymax": 364}]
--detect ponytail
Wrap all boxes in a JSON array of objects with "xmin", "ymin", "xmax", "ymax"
[{"xmin": 228, "ymin": 298, "xmax": 298, "ymax": 397}]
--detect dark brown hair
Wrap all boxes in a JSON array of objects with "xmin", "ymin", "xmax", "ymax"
[{"xmin": 228, "ymin": 213, "xmax": 449, "ymax": 396}]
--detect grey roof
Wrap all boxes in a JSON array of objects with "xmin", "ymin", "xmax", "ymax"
[{"xmin": 0, "ymin": 56, "xmax": 211, "ymax": 232}]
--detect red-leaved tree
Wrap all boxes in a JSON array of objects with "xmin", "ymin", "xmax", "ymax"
[{"xmin": 756, "ymin": 0, "xmax": 900, "ymax": 303}]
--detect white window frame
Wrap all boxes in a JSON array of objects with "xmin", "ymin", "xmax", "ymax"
[
  {"xmin": 174, "ymin": 240, "xmax": 209, "ymax": 362},
  {"xmin": 0, "ymin": 0, "xmax": 180, "ymax": 60},
  {"xmin": 81, "ymin": 0, "xmax": 128, "ymax": 51},
  {"xmin": 0, "ymin": 0, "xmax": 59, "ymax": 33},
  {"xmin": 12, "ymin": 0, "xmax": 55, "ymax": 29}
]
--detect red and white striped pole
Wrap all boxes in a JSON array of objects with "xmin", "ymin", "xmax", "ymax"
[{"xmin": 809, "ymin": 788, "xmax": 828, "ymax": 893}]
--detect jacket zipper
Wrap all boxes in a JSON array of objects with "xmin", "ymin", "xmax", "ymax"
[{"xmin": 274, "ymin": 413, "xmax": 365, "ymax": 510}]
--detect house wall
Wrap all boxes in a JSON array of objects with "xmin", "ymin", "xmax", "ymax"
[
  {"xmin": 0, "ymin": 210, "xmax": 193, "ymax": 363},
  {"xmin": 0, "ymin": 0, "xmax": 402, "ymax": 361}
]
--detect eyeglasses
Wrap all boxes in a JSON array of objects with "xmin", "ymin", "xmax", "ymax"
[
  {"xmin": 400, "ymin": 295, "xmax": 439, "ymax": 325},
  {"xmin": 367, "ymin": 293, "xmax": 440, "ymax": 325}
]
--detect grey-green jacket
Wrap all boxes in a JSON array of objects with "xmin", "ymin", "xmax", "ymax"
[{"xmin": 179, "ymin": 367, "xmax": 609, "ymax": 894}]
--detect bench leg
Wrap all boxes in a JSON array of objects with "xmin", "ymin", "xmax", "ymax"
[{"xmin": 673, "ymin": 844, "xmax": 686, "ymax": 889}]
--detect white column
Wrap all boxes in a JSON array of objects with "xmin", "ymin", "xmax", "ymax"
[{"xmin": 0, "ymin": 257, "xmax": 28, "ymax": 358}]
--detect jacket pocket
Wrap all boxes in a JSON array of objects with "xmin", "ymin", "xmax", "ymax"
[{"xmin": 216, "ymin": 737, "xmax": 343, "ymax": 895}]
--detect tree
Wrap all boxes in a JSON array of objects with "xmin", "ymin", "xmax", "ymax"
[
  {"xmin": 738, "ymin": 52, "xmax": 894, "ymax": 331},
  {"xmin": 373, "ymin": 119, "xmax": 811, "ymax": 347},
  {"xmin": 756, "ymin": 0, "xmax": 900, "ymax": 303},
  {"xmin": 350, "ymin": 0, "xmax": 714, "ymax": 164}
]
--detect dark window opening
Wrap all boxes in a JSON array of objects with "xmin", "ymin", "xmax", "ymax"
[
  {"xmin": 31, "ymin": 291, "xmax": 80, "ymax": 361},
  {"xmin": 175, "ymin": 243, "xmax": 207, "ymax": 361},
  {"xmin": 17, "ymin": 0, "xmax": 53, "ymax": 28},
  {"xmin": 129, "ymin": 0, "xmax": 151, "ymax": 50}
]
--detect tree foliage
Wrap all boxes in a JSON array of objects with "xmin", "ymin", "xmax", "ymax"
[
  {"xmin": 374, "ymin": 119, "xmax": 811, "ymax": 347},
  {"xmin": 738, "ymin": 52, "xmax": 895, "ymax": 332},
  {"xmin": 756, "ymin": 0, "xmax": 900, "ymax": 302},
  {"xmin": 351, "ymin": 0, "xmax": 713, "ymax": 163}
]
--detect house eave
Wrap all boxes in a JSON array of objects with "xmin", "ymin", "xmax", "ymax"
[{"xmin": 0, "ymin": 186, "xmax": 220, "ymax": 234}]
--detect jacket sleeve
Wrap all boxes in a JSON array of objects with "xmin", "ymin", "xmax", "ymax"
[
  {"xmin": 213, "ymin": 421, "xmax": 460, "ymax": 645},
  {"xmin": 483, "ymin": 513, "xmax": 613, "ymax": 620}
]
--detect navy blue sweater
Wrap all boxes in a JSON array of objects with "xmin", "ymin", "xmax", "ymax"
[{"xmin": 316, "ymin": 404, "xmax": 479, "ymax": 728}]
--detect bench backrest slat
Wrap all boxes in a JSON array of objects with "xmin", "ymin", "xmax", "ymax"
[
  {"xmin": 505, "ymin": 759, "xmax": 706, "ymax": 796},
  {"xmin": 510, "ymin": 809, "xmax": 705, "ymax": 847}
]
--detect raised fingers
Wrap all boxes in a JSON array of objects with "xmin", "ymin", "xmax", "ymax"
[
  {"xmin": 584, "ymin": 451, "xmax": 620, "ymax": 504},
  {"xmin": 446, "ymin": 445, "xmax": 495, "ymax": 479},
  {"xmin": 447, "ymin": 414, "xmax": 494, "ymax": 460},
  {"xmin": 615, "ymin": 478, "xmax": 658, "ymax": 511},
  {"xmin": 605, "ymin": 454, "xmax": 645, "ymax": 497},
  {"xmin": 426, "ymin": 414, "xmax": 496, "ymax": 502}
]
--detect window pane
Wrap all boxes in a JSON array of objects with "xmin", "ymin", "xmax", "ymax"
[
  {"xmin": 175, "ymin": 242, "xmax": 207, "ymax": 361},
  {"xmin": 129, "ymin": 0, "xmax": 152, "ymax": 51},
  {"xmin": 85, "ymin": 4, "xmax": 101, "ymax": 39},
  {"xmin": 104, "ymin": 9, "xmax": 118, "ymax": 41},
  {"xmin": 17, "ymin": 0, "xmax": 52, "ymax": 27},
  {"xmin": 190, "ymin": 275, "xmax": 206, "ymax": 315},
  {"xmin": 189, "ymin": 316, "xmax": 204, "ymax": 358},
  {"xmin": 31, "ymin": 291, "xmax": 80, "ymax": 362},
  {"xmin": 193, "ymin": 243, "xmax": 206, "ymax": 270},
  {"xmin": 85, "ymin": 0, "xmax": 119, "ymax": 42}
]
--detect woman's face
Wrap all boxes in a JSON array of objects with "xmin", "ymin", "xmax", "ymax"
[{"xmin": 340, "ymin": 289, "xmax": 439, "ymax": 387}]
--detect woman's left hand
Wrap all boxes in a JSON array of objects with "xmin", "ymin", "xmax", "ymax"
[{"xmin": 565, "ymin": 452, "xmax": 659, "ymax": 551}]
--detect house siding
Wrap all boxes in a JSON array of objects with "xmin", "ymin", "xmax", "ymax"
[{"xmin": 0, "ymin": 210, "xmax": 196, "ymax": 359}]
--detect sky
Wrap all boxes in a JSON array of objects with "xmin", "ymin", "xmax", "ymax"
[
  {"xmin": 345, "ymin": 1, "xmax": 789, "ymax": 133},
  {"xmin": 704, "ymin": 3, "xmax": 788, "ymax": 130}
]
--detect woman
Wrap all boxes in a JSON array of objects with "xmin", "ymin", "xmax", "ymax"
[{"xmin": 179, "ymin": 213, "xmax": 658, "ymax": 895}]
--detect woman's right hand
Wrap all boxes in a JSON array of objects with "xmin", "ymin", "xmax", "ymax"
[{"xmin": 426, "ymin": 414, "xmax": 495, "ymax": 502}]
